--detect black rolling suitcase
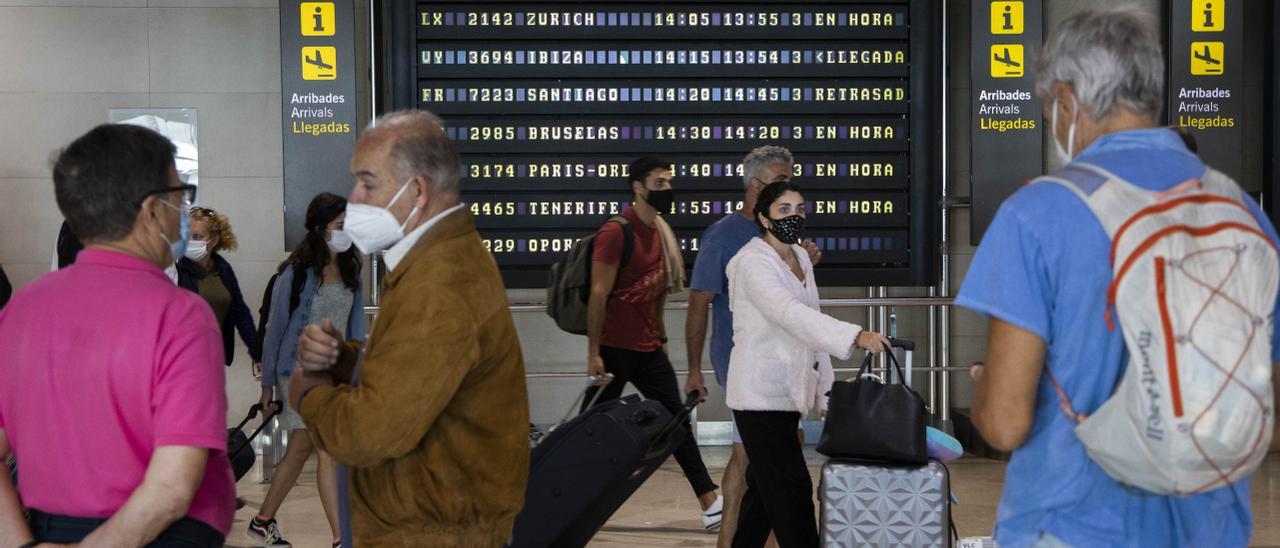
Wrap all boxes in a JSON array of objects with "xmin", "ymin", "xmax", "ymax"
[
  {"xmin": 227, "ymin": 401, "xmax": 281, "ymax": 481},
  {"xmin": 508, "ymin": 386, "xmax": 700, "ymax": 548}
]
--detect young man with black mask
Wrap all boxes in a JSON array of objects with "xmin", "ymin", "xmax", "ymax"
[{"xmin": 584, "ymin": 157, "xmax": 723, "ymax": 531}]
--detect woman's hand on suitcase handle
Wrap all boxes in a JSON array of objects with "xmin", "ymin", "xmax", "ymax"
[
  {"xmin": 259, "ymin": 387, "xmax": 279, "ymax": 417},
  {"xmin": 298, "ymin": 320, "xmax": 342, "ymax": 372},
  {"xmin": 856, "ymin": 331, "xmax": 891, "ymax": 353}
]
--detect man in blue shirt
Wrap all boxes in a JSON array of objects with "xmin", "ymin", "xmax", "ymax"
[
  {"xmin": 959, "ymin": 8, "xmax": 1280, "ymax": 547},
  {"xmin": 686, "ymin": 145, "xmax": 820, "ymax": 546}
]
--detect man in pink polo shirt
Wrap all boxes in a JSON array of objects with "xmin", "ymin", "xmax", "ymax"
[{"xmin": 0, "ymin": 124, "xmax": 234, "ymax": 547}]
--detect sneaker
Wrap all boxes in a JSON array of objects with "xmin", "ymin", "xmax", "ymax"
[
  {"xmin": 701, "ymin": 495, "xmax": 723, "ymax": 532},
  {"xmin": 247, "ymin": 516, "xmax": 291, "ymax": 546}
]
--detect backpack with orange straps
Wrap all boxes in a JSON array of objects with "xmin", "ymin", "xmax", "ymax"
[{"xmin": 1039, "ymin": 162, "xmax": 1278, "ymax": 495}]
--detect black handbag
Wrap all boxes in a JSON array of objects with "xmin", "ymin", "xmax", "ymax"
[{"xmin": 816, "ymin": 348, "xmax": 927, "ymax": 464}]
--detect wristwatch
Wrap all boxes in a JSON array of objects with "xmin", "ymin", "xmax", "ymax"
[{"xmin": 659, "ymin": 336, "xmax": 669, "ymax": 344}]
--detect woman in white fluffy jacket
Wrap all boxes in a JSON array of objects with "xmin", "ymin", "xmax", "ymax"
[{"xmin": 725, "ymin": 181, "xmax": 889, "ymax": 548}]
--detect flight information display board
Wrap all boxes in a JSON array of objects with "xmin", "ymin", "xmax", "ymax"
[{"xmin": 379, "ymin": 0, "xmax": 941, "ymax": 288}]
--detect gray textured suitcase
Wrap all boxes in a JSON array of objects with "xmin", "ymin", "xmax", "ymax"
[{"xmin": 820, "ymin": 459, "xmax": 951, "ymax": 547}]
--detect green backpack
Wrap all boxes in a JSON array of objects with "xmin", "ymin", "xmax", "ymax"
[{"xmin": 546, "ymin": 216, "xmax": 633, "ymax": 335}]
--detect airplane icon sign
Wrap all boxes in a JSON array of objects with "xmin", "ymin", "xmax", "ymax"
[
  {"xmin": 1190, "ymin": 42, "xmax": 1223, "ymax": 75},
  {"xmin": 990, "ymin": 44, "xmax": 1024, "ymax": 78},
  {"xmin": 302, "ymin": 47, "xmax": 337, "ymax": 80}
]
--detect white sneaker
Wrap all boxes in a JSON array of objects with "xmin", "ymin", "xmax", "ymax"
[{"xmin": 701, "ymin": 495, "xmax": 723, "ymax": 532}]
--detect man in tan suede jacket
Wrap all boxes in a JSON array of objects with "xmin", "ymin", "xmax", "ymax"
[{"xmin": 290, "ymin": 110, "xmax": 529, "ymax": 547}]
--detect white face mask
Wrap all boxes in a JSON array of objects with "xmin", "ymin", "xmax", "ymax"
[
  {"xmin": 184, "ymin": 239, "xmax": 209, "ymax": 262},
  {"xmin": 1051, "ymin": 96, "xmax": 1079, "ymax": 166},
  {"xmin": 344, "ymin": 180, "xmax": 420, "ymax": 255},
  {"xmin": 327, "ymin": 229, "xmax": 353, "ymax": 253}
]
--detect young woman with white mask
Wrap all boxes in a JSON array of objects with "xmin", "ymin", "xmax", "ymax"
[{"xmin": 252, "ymin": 193, "xmax": 365, "ymax": 548}]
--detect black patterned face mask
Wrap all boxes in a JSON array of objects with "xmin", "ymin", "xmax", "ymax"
[{"xmin": 766, "ymin": 214, "xmax": 806, "ymax": 245}]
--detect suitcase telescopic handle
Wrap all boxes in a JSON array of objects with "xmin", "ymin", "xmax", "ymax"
[
  {"xmin": 647, "ymin": 391, "xmax": 703, "ymax": 453},
  {"xmin": 233, "ymin": 401, "xmax": 284, "ymax": 432},
  {"xmin": 888, "ymin": 338, "xmax": 914, "ymax": 351},
  {"xmin": 552, "ymin": 373, "xmax": 615, "ymax": 429},
  {"xmin": 229, "ymin": 401, "xmax": 285, "ymax": 460},
  {"xmin": 248, "ymin": 401, "xmax": 284, "ymax": 420},
  {"xmin": 682, "ymin": 390, "xmax": 700, "ymax": 410}
]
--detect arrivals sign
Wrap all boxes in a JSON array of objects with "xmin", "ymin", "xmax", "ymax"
[
  {"xmin": 1169, "ymin": 0, "xmax": 1243, "ymax": 182},
  {"xmin": 280, "ymin": 0, "xmax": 359, "ymax": 249},
  {"xmin": 970, "ymin": 0, "xmax": 1044, "ymax": 244}
]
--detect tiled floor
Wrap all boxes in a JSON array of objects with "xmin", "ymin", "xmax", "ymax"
[{"xmin": 228, "ymin": 448, "xmax": 1280, "ymax": 547}]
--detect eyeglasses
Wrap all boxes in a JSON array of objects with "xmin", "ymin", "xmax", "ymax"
[{"xmin": 136, "ymin": 184, "xmax": 197, "ymax": 208}]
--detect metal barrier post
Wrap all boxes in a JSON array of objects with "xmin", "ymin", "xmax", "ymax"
[{"xmin": 928, "ymin": 286, "xmax": 939, "ymax": 415}]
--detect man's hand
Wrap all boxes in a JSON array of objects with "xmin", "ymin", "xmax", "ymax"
[
  {"xmin": 684, "ymin": 369, "xmax": 708, "ymax": 402},
  {"xmin": 802, "ymin": 239, "xmax": 823, "ymax": 266},
  {"xmin": 252, "ymin": 361, "xmax": 262, "ymax": 382},
  {"xmin": 258, "ymin": 387, "xmax": 279, "ymax": 416},
  {"xmin": 288, "ymin": 369, "xmax": 332, "ymax": 411},
  {"xmin": 297, "ymin": 320, "xmax": 343, "ymax": 372},
  {"xmin": 587, "ymin": 354, "xmax": 608, "ymax": 385},
  {"xmin": 685, "ymin": 289, "xmax": 714, "ymax": 404}
]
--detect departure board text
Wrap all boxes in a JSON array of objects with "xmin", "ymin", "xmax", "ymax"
[{"xmin": 386, "ymin": 1, "xmax": 941, "ymax": 286}]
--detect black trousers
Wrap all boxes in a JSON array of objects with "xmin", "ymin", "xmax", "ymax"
[
  {"xmin": 584, "ymin": 345, "xmax": 719, "ymax": 497},
  {"xmin": 731, "ymin": 410, "xmax": 818, "ymax": 548},
  {"xmin": 28, "ymin": 509, "xmax": 224, "ymax": 547}
]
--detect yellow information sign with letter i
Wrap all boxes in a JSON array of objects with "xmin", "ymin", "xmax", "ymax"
[
  {"xmin": 991, "ymin": 1, "xmax": 1024, "ymax": 35},
  {"xmin": 301, "ymin": 2, "xmax": 336, "ymax": 36},
  {"xmin": 1191, "ymin": 0, "xmax": 1224, "ymax": 32}
]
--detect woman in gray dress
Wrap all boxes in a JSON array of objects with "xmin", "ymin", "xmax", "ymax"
[{"xmin": 251, "ymin": 193, "xmax": 365, "ymax": 547}]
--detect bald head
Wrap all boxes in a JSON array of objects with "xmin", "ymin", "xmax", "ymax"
[{"xmin": 361, "ymin": 110, "xmax": 461, "ymax": 194}]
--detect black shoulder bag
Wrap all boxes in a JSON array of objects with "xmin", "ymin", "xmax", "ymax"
[{"xmin": 816, "ymin": 348, "xmax": 927, "ymax": 464}]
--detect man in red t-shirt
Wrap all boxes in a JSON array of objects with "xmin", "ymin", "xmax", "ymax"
[{"xmin": 585, "ymin": 157, "xmax": 723, "ymax": 531}]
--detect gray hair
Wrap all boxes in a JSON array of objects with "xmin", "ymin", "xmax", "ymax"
[
  {"xmin": 364, "ymin": 109, "xmax": 461, "ymax": 194},
  {"xmin": 1035, "ymin": 7, "xmax": 1164, "ymax": 120},
  {"xmin": 741, "ymin": 145, "xmax": 794, "ymax": 187}
]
